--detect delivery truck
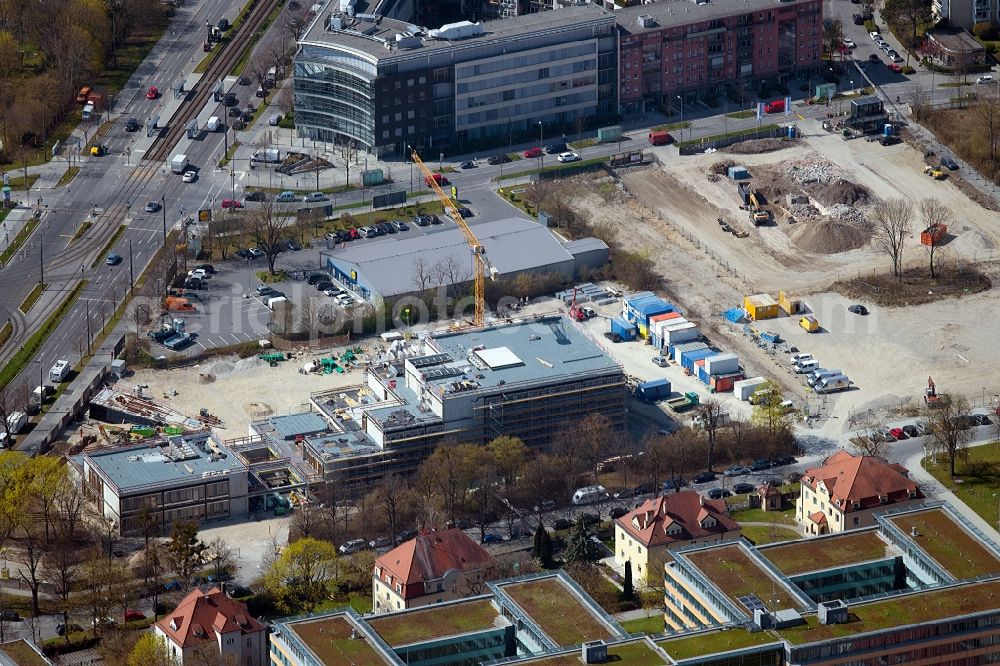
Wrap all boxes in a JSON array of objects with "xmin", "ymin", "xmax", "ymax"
[
  {"xmin": 206, "ymin": 116, "xmax": 221, "ymax": 132},
  {"xmin": 81, "ymin": 102, "xmax": 95, "ymax": 120},
  {"xmin": 171, "ymin": 154, "xmax": 189, "ymax": 174},
  {"xmin": 250, "ymin": 148, "xmax": 281, "ymax": 165},
  {"xmin": 648, "ymin": 130, "xmax": 673, "ymax": 145}
]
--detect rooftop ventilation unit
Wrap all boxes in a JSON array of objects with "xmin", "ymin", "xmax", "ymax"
[
  {"xmin": 329, "ymin": 15, "xmax": 343, "ymax": 30},
  {"xmin": 637, "ymin": 14, "xmax": 657, "ymax": 27},
  {"xmin": 818, "ymin": 600, "xmax": 849, "ymax": 625},
  {"xmin": 428, "ymin": 21, "xmax": 483, "ymax": 41}
]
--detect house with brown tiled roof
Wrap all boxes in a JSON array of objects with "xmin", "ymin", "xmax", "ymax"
[
  {"xmin": 795, "ymin": 450, "xmax": 923, "ymax": 535},
  {"xmin": 153, "ymin": 587, "xmax": 267, "ymax": 665},
  {"xmin": 372, "ymin": 528, "xmax": 498, "ymax": 613},
  {"xmin": 614, "ymin": 490, "xmax": 741, "ymax": 585}
]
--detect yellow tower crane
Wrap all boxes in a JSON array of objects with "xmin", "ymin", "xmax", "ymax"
[{"xmin": 410, "ymin": 150, "xmax": 493, "ymax": 327}]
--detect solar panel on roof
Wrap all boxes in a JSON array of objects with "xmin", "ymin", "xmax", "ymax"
[
  {"xmin": 738, "ymin": 594, "xmax": 767, "ymax": 612},
  {"xmin": 422, "ymin": 366, "xmax": 464, "ymax": 380},
  {"xmin": 410, "ymin": 353, "xmax": 452, "ymax": 368}
]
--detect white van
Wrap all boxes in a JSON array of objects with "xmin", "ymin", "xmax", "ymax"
[
  {"xmin": 807, "ymin": 369, "xmax": 841, "ymax": 387},
  {"xmin": 814, "ymin": 375, "xmax": 852, "ymax": 394},
  {"xmin": 6, "ymin": 412, "xmax": 26, "ymax": 435},
  {"xmin": 794, "ymin": 359, "xmax": 819, "ymax": 374},
  {"xmin": 49, "ymin": 360, "xmax": 70, "ymax": 382},
  {"xmin": 571, "ymin": 485, "xmax": 609, "ymax": 505},
  {"xmin": 790, "ymin": 352, "xmax": 813, "ymax": 366},
  {"xmin": 266, "ymin": 296, "xmax": 289, "ymax": 310}
]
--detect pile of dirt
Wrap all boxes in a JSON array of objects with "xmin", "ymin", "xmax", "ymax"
[
  {"xmin": 790, "ymin": 217, "xmax": 870, "ymax": 254},
  {"xmin": 810, "ymin": 178, "xmax": 872, "ymax": 207},
  {"xmin": 725, "ymin": 138, "xmax": 787, "ymax": 154},
  {"xmin": 708, "ymin": 160, "xmax": 736, "ymax": 176},
  {"xmin": 961, "ymin": 227, "xmax": 995, "ymax": 250}
]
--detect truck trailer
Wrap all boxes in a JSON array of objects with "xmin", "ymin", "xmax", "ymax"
[{"xmin": 171, "ymin": 154, "xmax": 189, "ymax": 174}]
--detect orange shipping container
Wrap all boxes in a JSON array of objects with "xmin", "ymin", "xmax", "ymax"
[{"xmin": 920, "ymin": 223, "xmax": 947, "ymax": 246}]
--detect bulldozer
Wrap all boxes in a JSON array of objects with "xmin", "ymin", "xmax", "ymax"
[
  {"xmin": 924, "ymin": 376, "xmax": 941, "ymax": 407},
  {"xmin": 923, "ymin": 165, "xmax": 945, "ymax": 180}
]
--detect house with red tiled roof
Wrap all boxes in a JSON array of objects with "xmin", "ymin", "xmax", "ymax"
[
  {"xmin": 614, "ymin": 490, "xmax": 741, "ymax": 585},
  {"xmin": 153, "ymin": 587, "xmax": 267, "ymax": 665},
  {"xmin": 796, "ymin": 450, "xmax": 923, "ymax": 535},
  {"xmin": 372, "ymin": 528, "xmax": 497, "ymax": 613}
]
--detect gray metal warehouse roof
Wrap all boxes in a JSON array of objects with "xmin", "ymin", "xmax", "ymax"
[{"xmin": 327, "ymin": 218, "xmax": 578, "ymax": 298}]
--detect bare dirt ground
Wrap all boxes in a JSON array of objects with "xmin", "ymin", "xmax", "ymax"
[
  {"xmin": 119, "ymin": 345, "xmax": 371, "ymax": 439},
  {"xmin": 594, "ymin": 128, "xmax": 1000, "ymax": 432}
]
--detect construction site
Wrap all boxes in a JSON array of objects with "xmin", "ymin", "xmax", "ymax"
[{"xmin": 540, "ymin": 121, "xmax": 1000, "ymax": 433}]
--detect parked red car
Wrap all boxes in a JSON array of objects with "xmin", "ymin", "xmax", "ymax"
[
  {"xmin": 348, "ymin": 228, "xmax": 359, "ymax": 238},
  {"xmin": 221, "ymin": 198, "xmax": 243, "ymax": 209},
  {"xmin": 124, "ymin": 609, "xmax": 145, "ymax": 622},
  {"xmin": 523, "ymin": 147, "xmax": 543, "ymax": 158},
  {"xmin": 889, "ymin": 427, "xmax": 907, "ymax": 440},
  {"xmin": 146, "ymin": 86, "xmax": 159, "ymax": 99},
  {"xmin": 764, "ymin": 99, "xmax": 785, "ymax": 114},
  {"xmin": 888, "ymin": 63, "xmax": 902, "ymax": 73}
]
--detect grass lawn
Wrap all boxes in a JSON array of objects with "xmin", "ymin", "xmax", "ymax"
[
  {"xmin": 925, "ymin": 445, "xmax": 1000, "ymax": 531},
  {"xmin": 658, "ymin": 628, "xmax": 782, "ymax": 659},
  {"xmin": 569, "ymin": 138, "xmax": 597, "ymax": 149},
  {"xmin": 741, "ymin": 524, "xmax": 801, "ymax": 545},
  {"xmin": 888, "ymin": 507, "xmax": 1000, "ymax": 580},
  {"xmin": 256, "ymin": 270, "xmax": 289, "ymax": 283},
  {"xmin": 728, "ymin": 505, "xmax": 797, "ymax": 526},
  {"xmin": 0, "ymin": 640, "xmax": 48, "ymax": 666},
  {"xmin": 0, "ymin": 218, "xmax": 39, "ymax": 265},
  {"xmin": 503, "ymin": 578, "xmax": 613, "ymax": 646},
  {"xmin": 368, "ymin": 599, "xmax": 498, "ymax": 646},
  {"xmin": 620, "ymin": 614, "xmax": 665, "ymax": 635},
  {"xmin": 0, "ymin": 320, "xmax": 11, "ymax": 347},
  {"xmin": 90, "ymin": 225, "xmax": 126, "ymax": 268},
  {"xmin": 18, "ymin": 283, "xmax": 46, "ymax": 314},
  {"xmin": 652, "ymin": 121, "xmax": 692, "ymax": 132},
  {"xmin": 0, "ymin": 279, "xmax": 87, "ymax": 391},
  {"xmin": 3, "ymin": 174, "xmax": 40, "ymax": 191},
  {"xmin": 686, "ymin": 546, "xmax": 801, "ymax": 609},
  {"xmin": 779, "ymin": 578, "xmax": 1000, "ymax": 644},
  {"xmin": 57, "ymin": 166, "xmax": 80, "ymax": 188},
  {"xmin": 292, "ymin": 616, "xmax": 385, "ymax": 664},
  {"xmin": 762, "ymin": 530, "xmax": 887, "ymax": 576},
  {"xmin": 218, "ymin": 140, "xmax": 241, "ymax": 168},
  {"xmin": 726, "ymin": 110, "xmax": 756, "ymax": 119},
  {"xmin": 70, "ymin": 221, "xmax": 93, "ymax": 243},
  {"xmin": 534, "ymin": 640, "xmax": 668, "ymax": 665}
]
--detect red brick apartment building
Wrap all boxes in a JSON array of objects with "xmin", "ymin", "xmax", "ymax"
[{"xmin": 616, "ymin": 0, "xmax": 824, "ymax": 114}]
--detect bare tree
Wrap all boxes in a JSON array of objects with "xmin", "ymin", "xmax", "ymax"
[
  {"xmin": 205, "ymin": 537, "xmax": 235, "ymax": 581},
  {"xmin": 849, "ymin": 411, "xmax": 888, "ymax": 458},
  {"xmin": 372, "ymin": 475, "xmax": 415, "ymax": 546},
  {"xmin": 870, "ymin": 198, "xmax": 913, "ymax": 279},
  {"xmin": 696, "ymin": 400, "xmax": 725, "ymax": 472},
  {"xmin": 297, "ymin": 295, "xmax": 322, "ymax": 342},
  {"xmin": 919, "ymin": 198, "xmax": 950, "ymax": 279},
  {"xmin": 238, "ymin": 201, "xmax": 286, "ymax": 274},
  {"xmin": 926, "ymin": 393, "xmax": 973, "ymax": 476}
]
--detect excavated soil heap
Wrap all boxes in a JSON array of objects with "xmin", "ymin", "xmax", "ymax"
[{"xmin": 790, "ymin": 218, "xmax": 870, "ymax": 254}]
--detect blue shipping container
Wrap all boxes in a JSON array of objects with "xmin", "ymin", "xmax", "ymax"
[
  {"xmin": 698, "ymin": 366, "xmax": 709, "ymax": 384},
  {"xmin": 611, "ymin": 317, "xmax": 637, "ymax": 341},
  {"xmin": 634, "ymin": 299, "xmax": 673, "ymax": 326},
  {"xmin": 670, "ymin": 341, "xmax": 708, "ymax": 362},
  {"xmin": 681, "ymin": 348, "xmax": 715, "ymax": 372},
  {"xmin": 636, "ymin": 378, "xmax": 671, "ymax": 402},
  {"xmin": 625, "ymin": 291, "xmax": 656, "ymax": 307}
]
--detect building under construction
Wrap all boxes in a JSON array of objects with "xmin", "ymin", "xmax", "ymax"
[{"xmin": 248, "ymin": 315, "xmax": 627, "ymax": 495}]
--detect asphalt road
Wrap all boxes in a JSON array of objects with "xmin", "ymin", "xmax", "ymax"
[{"xmin": 0, "ymin": 0, "xmax": 264, "ymax": 402}]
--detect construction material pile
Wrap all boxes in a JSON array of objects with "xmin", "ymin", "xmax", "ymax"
[
  {"xmin": 790, "ymin": 217, "xmax": 870, "ymax": 254},
  {"xmin": 725, "ymin": 138, "xmax": 786, "ymax": 154},
  {"xmin": 827, "ymin": 203, "xmax": 867, "ymax": 225}
]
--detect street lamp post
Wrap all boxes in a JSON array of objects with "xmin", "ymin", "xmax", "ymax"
[
  {"xmin": 537, "ymin": 122, "xmax": 544, "ymax": 168},
  {"xmin": 160, "ymin": 195, "xmax": 166, "ymax": 244},
  {"xmin": 677, "ymin": 95, "xmax": 684, "ymax": 123}
]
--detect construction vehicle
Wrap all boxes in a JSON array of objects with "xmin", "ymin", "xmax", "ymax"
[
  {"xmin": 748, "ymin": 190, "xmax": 770, "ymax": 226},
  {"xmin": 411, "ymin": 150, "xmax": 495, "ymax": 326},
  {"xmin": 925, "ymin": 376, "xmax": 941, "ymax": 407},
  {"xmin": 923, "ymin": 165, "xmax": 945, "ymax": 180},
  {"xmin": 567, "ymin": 287, "xmax": 595, "ymax": 322}
]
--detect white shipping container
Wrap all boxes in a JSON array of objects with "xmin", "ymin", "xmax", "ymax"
[
  {"xmin": 663, "ymin": 321, "xmax": 700, "ymax": 345},
  {"xmin": 734, "ymin": 377, "xmax": 768, "ymax": 401},
  {"xmin": 704, "ymin": 353, "xmax": 739, "ymax": 376},
  {"xmin": 652, "ymin": 317, "xmax": 687, "ymax": 340}
]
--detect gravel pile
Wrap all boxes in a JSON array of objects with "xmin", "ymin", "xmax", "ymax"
[
  {"xmin": 790, "ymin": 203, "xmax": 821, "ymax": 218},
  {"xmin": 791, "ymin": 218, "xmax": 870, "ymax": 254},
  {"xmin": 827, "ymin": 204, "xmax": 866, "ymax": 225},
  {"xmin": 725, "ymin": 138, "xmax": 787, "ymax": 154},
  {"xmin": 787, "ymin": 160, "xmax": 835, "ymax": 184}
]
